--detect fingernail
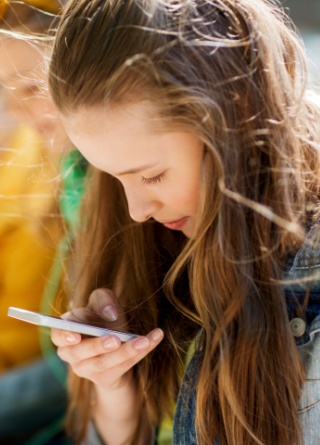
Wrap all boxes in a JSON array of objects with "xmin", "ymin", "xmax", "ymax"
[
  {"xmin": 103, "ymin": 336, "xmax": 120, "ymax": 351},
  {"xmin": 66, "ymin": 333, "xmax": 78, "ymax": 343},
  {"xmin": 61, "ymin": 311, "xmax": 71, "ymax": 320},
  {"xmin": 102, "ymin": 304, "xmax": 118, "ymax": 321},
  {"xmin": 133, "ymin": 337, "xmax": 150, "ymax": 351},
  {"xmin": 151, "ymin": 328, "xmax": 164, "ymax": 342}
]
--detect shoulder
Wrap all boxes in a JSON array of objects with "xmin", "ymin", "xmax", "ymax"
[
  {"xmin": 298, "ymin": 314, "xmax": 320, "ymax": 444},
  {"xmin": 283, "ymin": 220, "xmax": 320, "ymax": 339},
  {"xmin": 283, "ymin": 220, "xmax": 320, "ymax": 442}
]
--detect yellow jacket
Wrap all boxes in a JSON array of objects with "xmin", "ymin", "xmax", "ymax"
[{"xmin": 0, "ymin": 124, "xmax": 62, "ymax": 372}]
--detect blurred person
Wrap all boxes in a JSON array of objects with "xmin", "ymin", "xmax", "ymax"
[{"xmin": 0, "ymin": 1, "xmax": 84, "ymax": 443}]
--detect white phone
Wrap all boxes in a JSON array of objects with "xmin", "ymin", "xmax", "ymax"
[{"xmin": 7, "ymin": 306, "xmax": 138, "ymax": 342}]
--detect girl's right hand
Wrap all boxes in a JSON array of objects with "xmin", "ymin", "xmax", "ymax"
[{"xmin": 50, "ymin": 288, "xmax": 164, "ymax": 390}]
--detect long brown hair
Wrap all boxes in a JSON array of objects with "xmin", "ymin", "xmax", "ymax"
[{"xmin": 49, "ymin": 1, "xmax": 320, "ymax": 444}]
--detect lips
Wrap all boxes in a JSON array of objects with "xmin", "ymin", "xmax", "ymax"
[{"xmin": 161, "ymin": 217, "xmax": 188, "ymax": 230}]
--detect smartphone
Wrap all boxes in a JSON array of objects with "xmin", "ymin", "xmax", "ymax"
[{"xmin": 7, "ymin": 306, "xmax": 138, "ymax": 342}]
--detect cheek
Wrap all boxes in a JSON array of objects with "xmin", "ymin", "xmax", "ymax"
[
  {"xmin": 27, "ymin": 96, "xmax": 53, "ymax": 116},
  {"xmin": 167, "ymin": 177, "xmax": 201, "ymax": 214},
  {"xmin": 4, "ymin": 91, "xmax": 26, "ymax": 121},
  {"xmin": 185, "ymin": 180, "xmax": 201, "ymax": 212},
  {"xmin": 183, "ymin": 164, "xmax": 203, "ymax": 211},
  {"xmin": 5, "ymin": 92, "xmax": 37, "ymax": 121},
  {"xmin": 173, "ymin": 147, "xmax": 204, "ymax": 212}
]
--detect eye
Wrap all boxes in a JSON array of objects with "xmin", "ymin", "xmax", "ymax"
[{"xmin": 141, "ymin": 172, "xmax": 165, "ymax": 186}]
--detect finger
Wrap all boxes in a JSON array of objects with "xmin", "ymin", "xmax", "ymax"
[
  {"xmin": 55, "ymin": 325, "xmax": 153, "ymax": 363},
  {"xmin": 88, "ymin": 288, "xmax": 119, "ymax": 321},
  {"xmin": 57, "ymin": 328, "xmax": 164, "ymax": 380},
  {"xmin": 51, "ymin": 327, "xmax": 81, "ymax": 347},
  {"xmin": 87, "ymin": 288, "xmax": 129, "ymax": 334},
  {"xmin": 76, "ymin": 328, "xmax": 164, "ymax": 378},
  {"xmin": 61, "ymin": 307, "xmax": 87, "ymax": 322},
  {"xmin": 62, "ymin": 291, "xmax": 119, "ymax": 324},
  {"xmin": 56, "ymin": 334, "xmax": 122, "ymax": 363}
]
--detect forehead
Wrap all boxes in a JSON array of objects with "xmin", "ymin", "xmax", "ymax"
[
  {"xmin": 63, "ymin": 101, "xmax": 165, "ymax": 138},
  {"xmin": 61, "ymin": 102, "xmax": 187, "ymax": 172},
  {"xmin": 0, "ymin": 38, "xmax": 43, "ymax": 84}
]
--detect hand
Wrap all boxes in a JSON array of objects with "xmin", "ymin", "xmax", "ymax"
[{"xmin": 51, "ymin": 288, "xmax": 164, "ymax": 389}]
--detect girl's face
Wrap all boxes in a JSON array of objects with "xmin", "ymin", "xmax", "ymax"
[
  {"xmin": 63, "ymin": 102, "xmax": 204, "ymax": 238},
  {"xmin": 0, "ymin": 37, "xmax": 67, "ymax": 148}
]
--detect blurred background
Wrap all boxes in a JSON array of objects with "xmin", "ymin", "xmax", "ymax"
[{"xmin": 285, "ymin": 0, "xmax": 320, "ymax": 87}]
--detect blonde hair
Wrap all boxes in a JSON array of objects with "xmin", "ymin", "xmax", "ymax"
[
  {"xmin": 49, "ymin": 1, "xmax": 320, "ymax": 444},
  {"xmin": 0, "ymin": 0, "xmax": 61, "ymax": 34}
]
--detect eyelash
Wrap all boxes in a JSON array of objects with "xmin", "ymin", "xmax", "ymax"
[{"xmin": 141, "ymin": 172, "xmax": 165, "ymax": 186}]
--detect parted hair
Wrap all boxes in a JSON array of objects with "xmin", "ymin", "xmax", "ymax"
[{"xmin": 49, "ymin": 1, "xmax": 320, "ymax": 444}]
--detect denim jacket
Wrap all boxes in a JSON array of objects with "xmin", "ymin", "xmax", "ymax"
[{"xmin": 173, "ymin": 224, "xmax": 320, "ymax": 445}]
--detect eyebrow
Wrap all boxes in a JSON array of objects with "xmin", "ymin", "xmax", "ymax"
[{"xmin": 115, "ymin": 162, "xmax": 158, "ymax": 176}]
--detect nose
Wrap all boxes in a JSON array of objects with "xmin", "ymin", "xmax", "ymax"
[{"xmin": 125, "ymin": 187, "xmax": 161, "ymax": 222}]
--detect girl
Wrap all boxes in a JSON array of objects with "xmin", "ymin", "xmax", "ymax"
[
  {"xmin": 48, "ymin": 1, "xmax": 320, "ymax": 444},
  {"xmin": 0, "ymin": 1, "xmax": 82, "ymax": 443}
]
